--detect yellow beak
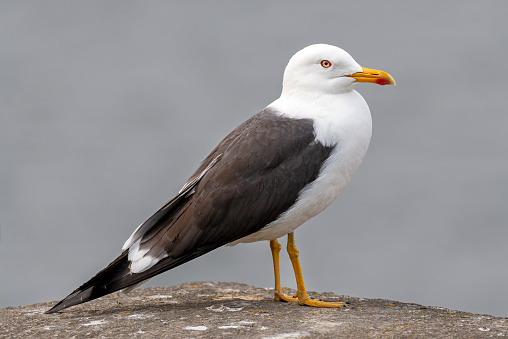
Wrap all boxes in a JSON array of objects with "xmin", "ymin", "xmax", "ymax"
[{"xmin": 347, "ymin": 67, "xmax": 396, "ymax": 86}]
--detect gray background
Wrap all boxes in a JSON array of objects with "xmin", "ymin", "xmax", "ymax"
[{"xmin": 1, "ymin": 1, "xmax": 507, "ymax": 316}]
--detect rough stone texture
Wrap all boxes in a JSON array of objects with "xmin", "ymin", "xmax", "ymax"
[{"xmin": 1, "ymin": 281, "xmax": 507, "ymax": 338}]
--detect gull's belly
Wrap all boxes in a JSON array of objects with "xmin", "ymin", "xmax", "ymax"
[{"xmin": 229, "ymin": 137, "xmax": 368, "ymax": 245}]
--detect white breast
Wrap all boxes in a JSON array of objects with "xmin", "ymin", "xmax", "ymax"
[{"xmin": 229, "ymin": 90, "xmax": 372, "ymax": 245}]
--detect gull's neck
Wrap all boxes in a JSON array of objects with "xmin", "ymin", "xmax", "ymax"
[{"xmin": 268, "ymin": 89, "xmax": 372, "ymax": 147}]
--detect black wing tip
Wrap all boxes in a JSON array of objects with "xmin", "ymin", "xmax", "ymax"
[
  {"xmin": 44, "ymin": 251, "xmax": 132, "ymax": 314},
  {"xmin": 45, "ymin": 303, "xmax": 65, "ymax": 314},
  {"xmin": 45, "ymin": 297, "xmax": 76, "ymax": 314},
  {"xmin": 44, "ymin": 286, "xmax": 94, "ymax": 314}
]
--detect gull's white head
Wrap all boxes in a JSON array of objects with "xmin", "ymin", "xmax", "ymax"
[{"xmin": 282, "ymin": 44, "xmax": 395, "ymax": 96}]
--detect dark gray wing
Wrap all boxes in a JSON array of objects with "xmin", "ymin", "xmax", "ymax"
[{"xmin": 137, "ymin": 108, "xmax": 334, "ymax": 262}]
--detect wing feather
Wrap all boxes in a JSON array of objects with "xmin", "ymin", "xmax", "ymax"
[{"xmin": 132, "ymin": 109, "xmax": 334, "ymax": 273}]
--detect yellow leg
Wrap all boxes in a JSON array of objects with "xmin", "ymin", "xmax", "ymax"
[
  {"xmin": 270, "ymin": 239, "xmax": 297, "ymax": 303},
  {"xmin": 286, "ymin": 232, "xmax": 347, "ymax": 308}
]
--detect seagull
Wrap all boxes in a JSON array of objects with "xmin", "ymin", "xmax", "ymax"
[{"xmin": 46, "ymin": 43, "xmax": 395, "ymax": 314}]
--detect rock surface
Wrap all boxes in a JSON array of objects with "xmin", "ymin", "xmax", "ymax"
[{"xmin": 2, "ymin": 281, "xmax": 507, "ymax": 338}]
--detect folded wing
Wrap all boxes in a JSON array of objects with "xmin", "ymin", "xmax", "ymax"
[{"xmin": 46, "ymin": 109, "xmax": 334, "ymax": 313}]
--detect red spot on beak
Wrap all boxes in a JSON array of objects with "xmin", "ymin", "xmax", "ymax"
[{"xmin": 375, "ymin": 78, "xmax": 391, "ymax": 86}]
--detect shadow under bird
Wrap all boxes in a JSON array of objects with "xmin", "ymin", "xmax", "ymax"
[{"xmin": 46, "ymin": 43, "xmax": 395, "ymax": 314}]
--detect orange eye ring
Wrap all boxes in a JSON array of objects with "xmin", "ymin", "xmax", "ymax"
[{"xmin": 320, "ymin": 60, "xmax": 332, "ymax": 68}]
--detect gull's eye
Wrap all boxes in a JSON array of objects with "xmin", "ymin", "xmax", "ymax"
[{"xmin": 320, "ymin": 60, "xmax": 332, "ymax": 68}]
